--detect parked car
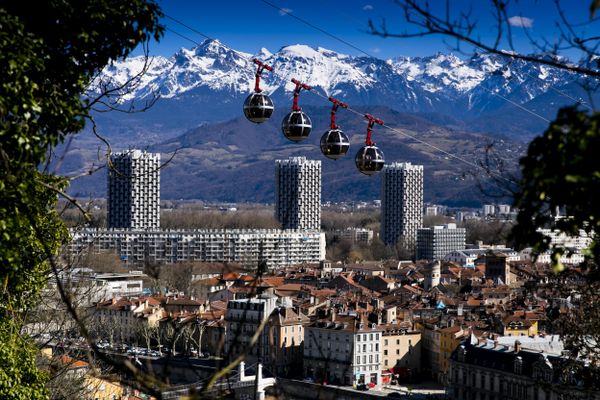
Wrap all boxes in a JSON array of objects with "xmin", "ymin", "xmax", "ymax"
[{"xmin": 356, "ymin": 383, "xmax": 369, "ymax": 391}]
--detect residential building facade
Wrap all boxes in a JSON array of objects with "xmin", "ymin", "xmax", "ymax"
[
  {"xmin": 380, "ymin": 325, "xmax": 422, "ymax": 373},
  {"xmin": 265, "ymin": 306, "xmax": 309, "ymax": 376},
  {"xmin": 448, "ymin": 339, "xmax": 600, "ymax": 400},
  {"xmin": 303, "ymin": 315, "xmax": 383, "ymax": 387},
  {"xmin": 107, "ymin": 150, "xmax": 160, "ymax": 229},
  {"xmin": 224, "ymin": 294, "xmax": 279, "ymax": 365},
  {"xmin": 275, "ymin": 157, "xmax": 321, "ymax": 230},
  {"xmin": 69, "ymin": 228, "xmax": 326, "ymax": 268},
  {"xmin": 380, "ymin": 162, "xmax": 424, "ymax": 248}
]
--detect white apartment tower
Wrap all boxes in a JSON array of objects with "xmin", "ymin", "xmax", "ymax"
[
  {"xmin": 381, "ymin": 162, "xmax": 424, "ymax": 247},
  {"xmin": 107, "ymin": 150, "xmax": 160, "ymax": 229},
  {"xmin": 417, "ymin": 223, "xmax": 466, "ymax": 261},
  {"xmin": 275, "ymin": 156, "xmax": 321, "ymax": 230}
]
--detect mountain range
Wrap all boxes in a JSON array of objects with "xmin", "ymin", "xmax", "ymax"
[{"xmin": 64, "ymin": 40, "xmax": 590, "ymax": 205}]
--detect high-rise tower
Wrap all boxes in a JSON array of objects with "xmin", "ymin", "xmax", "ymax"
[
  {"xmin": 275, "ymin": 156, "xmax": 321, "ymax": 230},
  {"xmin": 107, "ymin": 150, "xmax": 160, "ymax": 229},
  {"xmin": 380, "ymin": 162, "xmax": 424, "ymax": 248}
]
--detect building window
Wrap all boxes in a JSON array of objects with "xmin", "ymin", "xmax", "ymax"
[
  {"xmin": 384, "ymin": 350, "xmax": 388, "ymax": 355},
  {"xmin": 384, "ymin": 339, "xmax": 388, "ymax": 346}
]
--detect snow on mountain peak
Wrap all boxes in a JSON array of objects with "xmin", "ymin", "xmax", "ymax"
[
  {"xmin": 98, "ymin": 42, "xmax": 574, "ymax": 107},
  {"xmin": 280, "ymin": 44, "xmax": 322, "ymax": 58},
  {"xmin": 255, "ymin": 47, "xmax": 273, "ymax": 59}
]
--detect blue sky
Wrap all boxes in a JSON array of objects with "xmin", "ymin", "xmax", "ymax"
[{"xmin": 142, "ymin": 1, "xmax": 595, "ymax": 60}]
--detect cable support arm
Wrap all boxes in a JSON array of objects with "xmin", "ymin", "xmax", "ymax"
[
  {"xmin": 328, "ymin": 97, "xmax": 348, "ymax": 129},
  {"xmin": 253, "ymin": 59, "xmax": 273, "ymax": 93},
  {"xmin": 364, "ymin": 114, "xmax": 384, "ymax": 146},
  {"xmin": 291, "ymin": 78, "xmax": 311, "ymax": 111}
]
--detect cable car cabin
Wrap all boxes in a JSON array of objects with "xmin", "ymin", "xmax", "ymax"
[
  {"xmin": 282, "ymin": 110, "xmax": 312, "ymax": 142},
  {"xmin": 320, "ymin": 129, "xmax": 350, "ymax": 160},
  {"xmin": 355, "ymin": 145, "xmax": 385, "ymax": 175},
  {"xmin": 243, "ymin": 92, "xmax": 274, "ymax": 123}
]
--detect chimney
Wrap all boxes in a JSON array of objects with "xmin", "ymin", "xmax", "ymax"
[
  {"xmin": 514, "ymin": 340, "xmax": 521, "ymax": 353},
  {"xmin": 331, "ymin": 308, "xmax": 336, "ymax": 322}
]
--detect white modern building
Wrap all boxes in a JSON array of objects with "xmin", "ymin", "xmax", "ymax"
[
  {"xmin": 496, "ymin": 204, "xmax": 511, "ymax": 215},
  {"xmin": 69, "ymin": 228, "xmax": 326, "ymax": 268},
  {"xmin": 107, "ymin": 150, "xmax": 160, "ymax": 229},
  {"xmin": 275, "ymin": 157, "xmax": 321, "ymax": 230},
  {"xmin": 519, "ymin": 248, "xmax": 585, "ymax": 265},
  {"xmin": 482, "ymin": 204, "xmax": 495, "ymax": 216},
  {"xmin": 380, "ymin": 162, "xmax": 424, "ymax": 247},
  {"xmin": 445, "ymin": 248, "xmax": 520, "ymax": 268},
  {"xmin": 416, "ymin": 223, "xmax": 466, "ymax": 261},
  {"xmin": 90, "ymin": 271, "xmax": 146, "ymax": 298},
  {"xmin": 537, "ymin": 228, "xmax": 592, "ymax": 252},
  {"xmin": 516, "ymin": 227, "xmax": 592, "ymax": 266}
]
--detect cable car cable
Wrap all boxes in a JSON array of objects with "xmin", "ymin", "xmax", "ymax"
[{"xmin": 160, "ymin": 13, "xmax": 518, "ymax": 183}]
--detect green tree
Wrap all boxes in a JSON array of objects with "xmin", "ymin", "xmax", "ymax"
[
  {"xmin": 512, "ymin": 107, "xmax": 600, "ymax": 268},
  {"xmin": 0, "ymin": 2, "xmax": 163, "ymax": 398}
]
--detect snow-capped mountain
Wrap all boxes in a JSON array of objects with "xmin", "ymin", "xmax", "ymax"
[{"xmin": 91, "ymin": 39, "xmax": 589, "ymax": 142}]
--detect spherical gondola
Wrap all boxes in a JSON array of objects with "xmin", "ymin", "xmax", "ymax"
[
  {"xmin": 243, "ymin": 92, "xmax": 274, "ymax": 123},
  {"xmin": 355, "ymin": 145, "xmax": 385, "ymax": 175},
  {"xmin": 320, "ymin": 128, "xmax": 350, "ymax": 160},
  {"xmin": 282, "ymin": 110, "xmax": 312, "ymax": 142}
]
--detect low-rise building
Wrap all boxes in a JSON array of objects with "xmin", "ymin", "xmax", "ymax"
[
  {"xmin": 502, "ymin": 315, "xmax": 538, "ymax": 337},
  {"xmin": 438, "ymin": 326, "xmax": 468, "ymax": 384},
  {"xmin": 380, "ymin": 324, "xmax": 421, "ymax": 374},
  {"xmin": 346, "ymin": 263, "xmax": 386, "ymax": 277},
  {"xmin": 94, "ymin": 271, "xmax": 146, "ymax": 298},
  {"xmin": 448, "ymin": 337, "xmax": 600, "ymax": 400},
  {"xmin": 416, "ymin": 319, "xmax": 442, "ymax": 380},
  {"xmin": 303, "ymin": 314, "xmax": 383, "ymax": 387},
  {"xmin": 265, "ymin": 306, "xmax": 309, "ymax": 376},
  {"xmin": 90, "ymin": 297, "xmax": 163, "ymax": 343}
]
